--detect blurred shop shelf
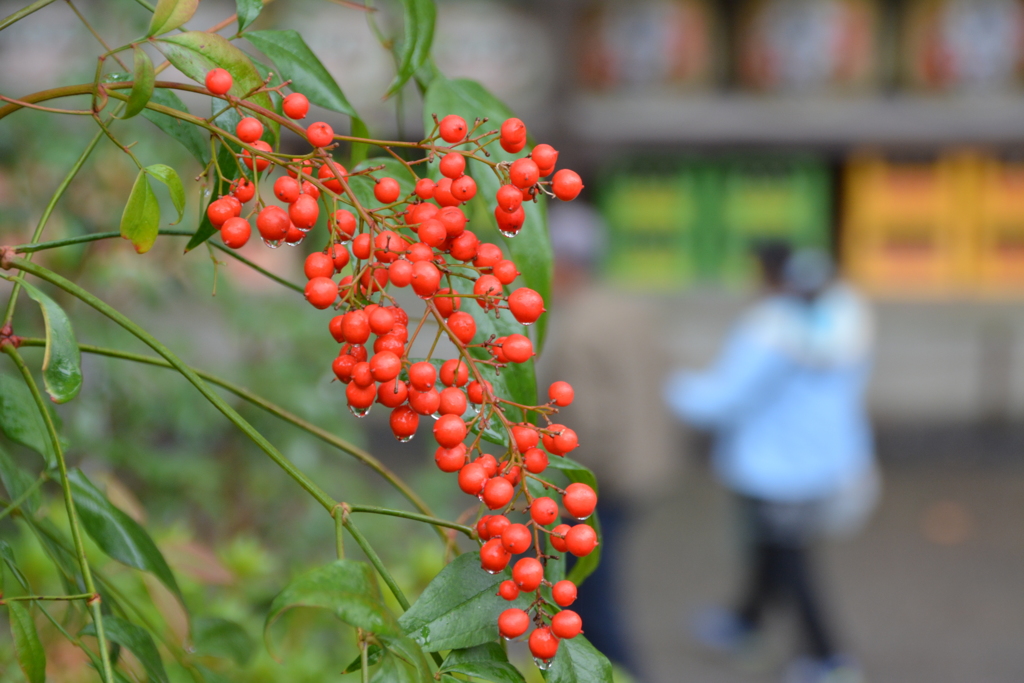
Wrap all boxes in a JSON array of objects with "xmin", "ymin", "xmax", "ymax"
[{"xmin": 568, "ymin": 93, "xmax": 1024, "ymax": 146}]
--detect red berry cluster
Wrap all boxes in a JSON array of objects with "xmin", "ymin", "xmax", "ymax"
[{"xmin": 197, "ymin": 70, "xmax": 591, "ymax": 666}]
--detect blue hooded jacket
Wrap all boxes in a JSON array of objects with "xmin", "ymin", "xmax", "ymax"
[{"xmin": 665, "ymin": 283, "xmax": 874, "ymax": 503}]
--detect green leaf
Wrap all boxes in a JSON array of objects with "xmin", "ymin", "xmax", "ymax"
[
  {"xmin": 8, "ymin": 602, "xmax": 45, "ymax": 683},
  {"xmin": 81, "ymin": 616, "xmax": 169, "ymax": 683},
  {"xmin": 0, "ymin": 446, "xmax": 41, "ymax": 514},
  {"xmin": 246, "ymin": 30, "xmax": 357, "ymax": 117},
  {"xmin": 423, "ymin": 76, "xmax": 554, "ymax": 352},
  {"xmin": 371, "ymin": 635, "xmax": 433, "ymax": 683},
  {"xmin": 264, "ymin": 560, "xmax": 400, "ymax": 657},
  {"xmin": 155, "ymin": 32, "xmax": 278, "ymax": 141},
  {"xmin": 145, "ymin": 164, "xmax": 186, "ymax": 224},
  {"xmin": 542, "ymin": 635, "xmax": 613, "ymax": 683},
  {"xmin": 440, "ymin": 643, "xmax": 526, "ymax": 683},
  {"xmin": 21, "ymin": 518, "xmax": 87, "ymax": 595},
  {"xmin": 399, "ymin": 552, "xmax": 530, "ymax": 652},
  {"xmin": 124, "ymin": 46, "xmax": 155, "ymax": 119},
  {"xmin": 120, "ymin": 169, "xmax": 161, "ymax": 254},
  {"xmin": 0, "ymin": 373, "xmax": 56, "ymax": 468},
  {"xmin": 348, "ymin": 157, "xmax": 417, "ymax": 208},
  {"xmin": 142, "ymin": 89, "xmax": 210, "ymax": 165},
  {"xmin": 350, "ymin": 117, "xmax": 369, "ymax": 166},
  {"xmin": 236, "ymin": 0, "xmax": 262, "ymax": 32},
  {"xmin": 0, "ymin": 541, "xmax": 31, "ymax": 592},
  {"xmin": 17, "ymin": 279, "xmax": 82, "ymax": 403},
  {"xmin": 387, "ymin": 0, "xmax": 436, "ymax": 96},
  {"xmin": 68, "ymin": 469, "xmax": 183, "ymax": 602},
  {"xmin": 192, "ymin": 617, "xmax": 255, "ymax": 666},
  {"xmin": 148, "ymin": 0, "xmax": 198, "ymax": 36}
]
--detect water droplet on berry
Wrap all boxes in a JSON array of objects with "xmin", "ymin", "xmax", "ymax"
[
  {"xmin": 499, "ymin": 228, "xmax": 520, "ymax": 238},
  {"xmin": 349, "ymin": 405, "xmax": 371, "ymax": 418},
  {"xmin": 262, "ymin": 239, "xmax": 281, "ymax": 249},
  {"xmin": 484, "ymin": 568, "xmax": 500, "ymax": 575},
  {"xmin": 396, "ymin": 434, "xmax": 414, "ymax": 443},
  {"xmin": 534, "ymin": 657, "xmax": 553, "ymax": 671},
  {"xmin": 285, "ymin": 240, "xmax": 303, "ymax": 247}
]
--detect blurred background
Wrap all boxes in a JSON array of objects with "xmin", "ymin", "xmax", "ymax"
[{"xmin": 2, "ymin": 0, "xmax": 1024, "ymax": 681}]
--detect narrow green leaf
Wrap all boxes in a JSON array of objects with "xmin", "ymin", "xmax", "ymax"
[
  {"xmin": 423, "ymin": 76, "xmax": 554, "ymax": 352},
  {"xmin": 120, "ymin": 170, "xmax": 161, "ymax": 254},
  {"xmin": 124, "ymin": 46, "xmax": 155, "ymax": 119},
  {"xmin": 398, "ymin": 552, "xmax": 530, "ymax": 652},
  {"xmin": 350, "ymin": 117, "xmax": 369, "ymax": 167},
  {"xmin": 0, "ymin": 447, "xmax": 40, "ymax": 514},
  {"xmin": 235, "ymin": 0, "xmax": 262, "ymax": 32},
  {"xmin": 440, "ymin": 643, "xmax": 527, "ymax": 683},
  {"xmin": 81, "ymin": 616, "xmax": 169, "ymax": 683},
  {"xmin": 542, "ymin": 635, "xmax": 613, "ymax": 683},
  {"xmin": 192, "ymin": 617, "xmax": 255, "ymax": 666},
  {"xmin": 17, "ymin": 279, "xmax": 82, "ymax": 403},
  {"xmin": 0, "ymin": 541, "xmax": 31, "ymax": 591},
  {"xmin": 0, "ymin": 373, "xmax": 56, "ymax": 468},
  {"xmin": 142, "ymin": 89, "xmax": 210, "ymax": 165},
  {"xmin": 387, "ymin": 0, "xmax": 436, "ymax": 96},
  {"xmin": 148, "ymin": 0, "xmax": 198, "ymax": 36},
  {"xmin": 155, "ymin": 32, "xmax": 278, "ymax": 142},
  {"xmin": 145, "ymin": 164, "xmax": 186, "ymax": 224},
  {"xmin": 372, "ymin": 635, "xmax": 433, "ymax": 683},
  {"xmin": 8, "ymin": 602, "xmax": 45, "ymax": 683},
  {"xmin": 264, "ymin": 560, "xmax": 400, "ymax": 657},
  {"xmin": 68, "ymin": 469, "xmax": 183, "ymax": 602},
  {"xmin": 245, "ymin": 30, "xmax": 357, "ymax": 117},
  {"xmin": 21, "ymin": 518, "xmax": 87, "ymax": 595}
]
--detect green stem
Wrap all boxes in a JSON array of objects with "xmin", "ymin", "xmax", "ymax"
[
  {"xmin": 3, "ymin": 128, "xmax": 104, "ymax": 326},
  {"xmin": 1, "ymin": 593, "xmax": 93, "ymax": 603},
  {"xmin": 0, "ymin": 0, "xmax": 57, "ymax": 31},
  {"xmin": 1, "ymin": 346, "xmax": 115, "ymax": 683},
  {"xmin": 348, "ymin": 505, "xmax": 473, "ymax": 537},
  {"xmin": 361, "ymin": 638, "xmax": 369, "ymax": 683},
  {"xmin": 333, "ymin": 508, "xmax": 345, "ymax": 560},
  {"xmin": 0, "ymin": 473, "xmax": 46, "ymax": 523},
  {"xmin": 9, "ymin": 257, "xmax": 337, "ymax": 512},
  {"xmin": 341, "ymin": 516, "xmax": 409, "ymax": 611}
]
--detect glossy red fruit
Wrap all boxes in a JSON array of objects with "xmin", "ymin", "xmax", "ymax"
[
  {"xmin": 304, "ymin": 252, "xmax": 334, "ymax": 279},
  {"xmin": 498, "ymin": 579, "xmax": 520, "ymax": 601},
  {"xmin": 301, "ymin": 180, "xmax": 320, "ymax": 200},
  {"xmin": 508, "ymin": 287, "xmax": 544, "ymax": 325},
  {"xmin": 386, "ymin": 259, "xmax": 411, "ymax": 287},
  {"xmin": 346, "ymin": 381, "xmax": 376, "ymax": 410},
  {"xmin": 434, "ymin": 177, "xmax": 458, "ymax": 206},
  {"xmin": 435, "ymin": 443, "xmax": 467, "ymax": 472},
  {"xmin": 304, "ymin": 277, "xmax": 337, "ymax": 309},
  {"xmin": 307, "ymin": 121, "xmax": 334, "ymax": 147},
  {"xmin": 374, "ymin": 230, "xmax": 408, "ymax": 262},
  {"xmin": 329, "ymin": 316, "xmax": 346, "ymax": 342},
  {"xmin": 439, "ymin": 152, "xmax": 466, "ymax": 179},
  {"xmin": 550, "ymin": 524, "xmax": 571, "ymax": 552},
  {"xmin": 330, "ymin": 244, "xmax": 350, "ymax": 271},
  {"xmin": 458, "ymin": 461, "xmax": 487, "ymax": 495},
  {"xmin": 274, "ymin": 176, "xmax": 300, "ymax": 203},
  {"xmin": 332, "ymin": 353, "xmax": 357, "ymax": 383},
  {"xmin": 474, "ymin": 243, "xmax": 503, "ymax": 269},
  {"xmin": 289, "ymin": 194, "xmax": 319, "ymax": 229},
  {"xmin": 409, "ymin": 387, "xmax": 441, "ymax": 415},
  {"xmin": 431, "ymin": 288, "xmax": 460, "ymax": 318},
  {"xmin": 374, "ymin": 177, "xmax": 401, "ymax": 204},
  {"xmin": 236, "ymin": 117, "xmax": 263, "ymax": 143},
  {"xmin": 563, "ymin": 483, "xmax": 597, "ymax": 520},
  {"xmin": 408, "ymin": 362, "xmax": 437, "ymax": 392},
  {"xmin": 512, "ymin": 557, "xmax": 544, "ymax": 591},
  {"xmin": 502, "ymin": 334, "xmax": 533, "ymax": 364},
  {"xmin": 530, "ymin": 497, "xmax": 559, "ymax": 526},
  {"xmin": 476, "ymin": 454, "xmax": 499, "ymax": 478},
  {"xmin": 414, "ymin": 178, "xmax": 435, "ymax": 200},
  {"xmin": 552, "ymin": 169, "xmax": 584, "ymax": 201},
  {"xmin": 439, "ymin": 358, "xmax": 469, "ymax": 386},
  {"xmin": 341, "ymin": 310, "xmax": 369, "ymax": 344},
  {"xmin": 564, "ymin": 524, "xmax": 598, "ymax": 557},
  {"xmin": 282, "ymin": 92, "xmax": 309, "ymax": 119},
  {"xmin": 243, "ymin": 140, "xmax": 273, "ymax": 172},
  {"xmin": 492, "ymin": 259, "xmax": 519, "ymax": 285},
  {"xmin": 528, "ymin": 627, "xmax": 559, "ymax": 661},
  {"xmin": 481, "ymin": 538, "xmax": 512, "ymax": 573},
  {"xmin": 319, "ymin": 162, "xmax": 347, "ymax": 193},
  {"xmin": 438, "ymin": 387, "xmax": 468, "ymax": 416},
  {"xmin": 287, "ymin": 158, "xmax": 315, "ymax": 179},
  {"xmin": 477, "ymin": 515, "xmax": 493, "ymax": 540},
  {"xmin": 438, "ymin": 114, "xmax": 467, "ymax": 143},
  {"xmin": 485, "ymin": 515, "xmax": 510, "ymax": 539},
  {"xmin": 512, "ymin": 425, "xmax": 539, "ymax": 452},
  {"xmin": 207, "ymin": 198, "xmax": 237, "ymax": 227},
  {"xmin": 230, "ymin": 178, "xmax": 255, "ymax": 203},
  {"xmin": 435, "ymin": 414, "xmax": 468, "ymax": 448},
  {"xmin": 369, "ymin": 351, "xmax": 402, "ymax": 382},
  {"xmin": 451, "ymin": 175, "xmax": 477, "ymax": 202},
  {"xmin": 390, "ymin": 406, "xmax": 419, "ymax": 440},
  {"xmin": 509, "ymin": 158, "xmax": 540, "ymax": 190},
  {"xmin": 496, "ymin": 184, "xmax": 523, "ymax": 213},
  {"xmin": 494, "ymin": 205, "xmax": 525, "ymax": 235},
  {"xmin": 351, "ymin": 233, "xmax": 372, "ymax": 260},
  {"xmin": 551, "ymin": 609, "xmax": 582, "ymax": 639},
  {"xmin": 377, "ymin": 379, "xmax": 408, "ymax": 408},
  {"xmin": 532, "ymin": 143, "xmax": 558, "ymax": 170},
  {"xmin": 474, "ymin": 274, "xmax": 503, "ymax": 309},
  {"xmin": 504, "ymin": 464, "xmax": 523, "ymax": 486},
  {"xmin": 548, "ymin": 380, "xmax": 574, "ymax": 407},
  {"xmin": 500, "ymin": 118, "xmax": 527, "ymax": 153},
  {"xmin": 417, "ymin": 218, "xmax": 445, "ymax": 248},
  {"xmin": 220, "ymin": 217, "xmax": 251, "ymax": 248},
  {"xmin": 466, "ymin": 379, "xmax": 491, "ymax": 404},
  {"xmin": 205, "ymin": 68, "xmax": 232, "ymax": 95},
  {"xmin": 438, "ymin": 206, "xmax": 467, "ymax": 237},
  {"xmin": 524, "ymin": 447, "xmax": 548, "ymax": 474},
  {"xmin": 446, "ymin": 311, "xmax": 476, "ymax": 345},
  {"xmin": 552, "ymin": 580, "xmax": 577, "ymax": 607},
  {"xmin": 553, "ymin": 427, "xmax": 579, "ymax": 455},
  {"xmin": 498, "ymin": 608, "xmax": 529, "ymax": 639},
  {"xmin": 333, "ymin": 209, "xmax": 357, "ymax": 239},
  {"xmin": 351, "ymin": 362, "xmax": 373, "ymax": 388},
  {"xmin": 411, "ymin": 261, "xmax": 441, "ymax": 298},
  {"xmin": 500, "ymin": 523, "xmax": 532, "ymax": 554},
  {"xmin": 482, "ymin": 477, "xmax": 514, "ymax": 510}
]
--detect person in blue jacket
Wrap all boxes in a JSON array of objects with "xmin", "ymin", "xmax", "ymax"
[{"xmin": 665, "ymin": 242, "xmax": 875, "ymax": 683}]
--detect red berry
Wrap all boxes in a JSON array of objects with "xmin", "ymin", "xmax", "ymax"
[
  {"xmin": 409, "ymin": 387, "xmax": 441, "ymax": 415},
  {"xmin": 458, "ymin": 461, "xmax": 487, "ymax": 495},
  {"xmin": 408, "ymin": 361, "xmax": 437, "ymax": 391},
  {"xmin": 236, "ymin": 117, "xmax": 264, "ymax": 143},
  {"xmin": 496, "ymin": 184, "xmax": 523, "ymax": 213},
  {"xmin": 498, "ymin": 579, "xmax": 520, "ymax": 601},
  {"xmin": 411, "ymin": 261, "xmax": 441, "ymax": 298},
  {"xmin": 333, "ymin": 209, "xmax": 357, "ymax": 239},
  {"xmin": 389, "ymin": 405, "xmax": 419, "ymax": 440},
  {"xmin": 351, "ymin": 233, "xmax": 372, "ymax": 260},
  {"xmin": 474, "ymin": 274, "xmax": 503, "ymax": 309},
  {"xmin": 435, "ymin": 444, "xmax": 467, "ymax": 472},
  {"xmin": 498, "ymin": 608, "xmax": 530, "ymax": 639},
  {"xmin": 530, "ymin": 497, "xmax": 559, "ymax": 526},
  {"xmin": 434, "ymin": 177, "xmax": 458, "ymax": 206},
  {"xmin": 500, "ymin": 118, "xmax": 527, "ymax": 153},
  {"xmin": 508, "ymin": 287, "xmax": 544, "ymax": 325},
  {"xmin": 282, "ymin": 92, "xmax": 310, "ymax": 119},
  {"xmin": 370, "ymin": 351, "xmax": 401, "ymax": 382},
  {"xmin": 553, "ymin": 427, "xmax": 578, "ymax": 455},
  {"xmin": 289, "ymin": 194, "xmax": 319, "ymax": 229},
  {"xmin": 304, "ymin": 252, "xmax": 334, "ymax": 279},
  {"xmin": 528, "ymin": 627, "xmax": 559, "ymax": 661},
  {"xmin": 512, "ymin": 557, "xmax": 544, "ymax": 591},
  {"xmin": 482, "ymin": 477, "xmax": 514, "ymax": 510},
  {"xmin": 207, "ymin": 198, "xmax": 237, "ymax": 227},
  {"xmin": 486, "ymin": 514, "xmax": 510, "ymax": 538},
  {"xmin": 550, "ymin": 524, "xmax": 571, "ymax": 552},
  {"xmin": 220, "ymin": 217, "xmax": 251, "ymax": 249},
  {"xmin": 330, "ymin": 244, "xmax": 350, "ymax": 271},
  {"xmin": 481, "ymin": 538, "xmax": 512, "ymax": 574},
  {"xmin": 552, "ymin": 580, "xmax": 577, "ymax": 607},
  {"xmin": 230, "ymin": 178, "xmax": 255, "ymax": 203},
  {"xmin": 304, "ymin": 277, "xmax": 337, "ymax": 309},
  {"xmin": 243, "ymin": 140, "xmax": 273, "ymax": 172},
  {"xmin": 500, "ymin": 523, "xmax": 532, "ymax": 554},
  {"xmin": 418, "ymin": 219, "xmax": 446, "ymax": 248},
  {"xmin": 503, "ymin": 463, "xmax": 522, "ymax": 486},
  {"xmin": 551, "ymin": 610, "xmax": 582, "ymax": 639},
  {"xmin": 407, "ymin": 242, "xmax": 434, "ymax": 262},
  {"xmin": 368, "ymin": 307, "xmax": 396, "ymax": 336},
  {"xmin": 435, "ymin": 414, "xmax": 468, "ymax": 449},
  {"xmin": 492, "ymin": 259, "xmax": 519, "ymax": 285},
  {"xmin": 451, "ymin": 175, "xmax": 477, "ymax": 202},
  {"xmin": 346, "ymin": 381, "xmax": 376, "ymax": 410},
  {"xmin": 476, "ymin": 454, "xmax": 499, "ymax": 478},
  {"xmin": 446, "ymin": 311, "xmax": 476, "ymax": 345},
  {"xmin": 389, "ymin": 260, "xmax": 413, "ymax": 287},
  {"xmin": 512, "ymin": 425, "xmax": 539, "ymax": 452},
  {"xmin": 205, "ymin": 68, "xmax": 232, "ymax": 95},
  {"xmin": 439, "ymin": 358, "xmax": 469, "ymax": 386},
  {"xmin": 351, "ymin": 362, "xmax": 374, "ymax": 387},
  {"xmin": 494, "ymin": 205, "xmax": 525, "ymax": 235},
  {"xmin": 374, "ymin": 230, "xmax": 408, "ymax": 262},
  {"xmin": 548, "ymin": 381, "xmax": 574, "ymax": 407},
  {"xmin": 256, "ymin": 206, "xmax": 290, "ymax": 241},
  {"xmin": 374, "ymin": 177, "xmax": 401, "ymax": 204},
  {"xmin": 307, "ymin": 122, "xmax": 334, "ymax": 147},
  {"xmin": 524, "ymin": 447, "xmax": 548, "ymax": 474},
  {"xmin": 474, "ymin": 243, "xmax": 503, "ymax": 269},
  {"xmin": 562, "ymin": 483, "xmax": 597, "ymax": 520},
  {"xmin": 477, "ymin": 515, "xmax": 493, "ymax": 540},
  {"xmin": 466, "ymin": 379, "xmax": 491, "ymax": 404},
  {"xmin": 552, "ymin": 169, "xmax": 583, "ymax": 201},
  {"xmin": 532, "ymin": 143, "xmax": 558, "ymax": 170},
  {"xmin": 439, "ymin": 387, "xmax": 467, "ymax": 416},
  {"xmin": 317, "ymin": 162, "xmax": 346, "ymax": 194},
  {"xmin": 564, "ymin": 524, "xmax": 598, "ymax": 557},
  {"xmin": 377, "ymin": 379, "xmax": 408, "ymax": 408},
  {"xmin": 438, "ymin": 206, "xmax": 467, "ymax": 237},
  {"xmin": 502, "ymin": 334, "xmax": 533, "ymax": 364},
  {"xmin": 439, "ymin": 152, "xmax": 466, "ymax": 179},
  {"xmin": 433, "ymin": 288, "xmax": 461, "ymax": 318},
  {"xmin": 509, "ymin": 158, "xmax": 540, "ymax": 189},
  {"xmin": 414, "ymin": 178, "xmax": 435, "ymax": 200},
  {"xmin": 274, "ymin": 176, "xmax": 300, "ymax": 203},
  {"xmin": 332, "ymin": 353, "xmax": 356, "ymax": 383},
  {"xmin": 438, "ymin": 115, "xmax": 467, "ymax": 143},
  {"xmin": 288, "ymin": 158, "xmax": 315, "ymax": 179},
  {"xmin": 329, "ymin": 316, "xmax": 346, "ymax": 342}
]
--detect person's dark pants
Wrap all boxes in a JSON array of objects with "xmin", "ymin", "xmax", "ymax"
[{"xmin": 734, "ymin": 496, "xmax": 837, "ymax": 660}]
